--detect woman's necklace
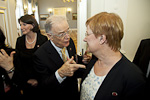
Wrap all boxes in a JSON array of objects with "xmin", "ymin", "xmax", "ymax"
[{"xmin": 26, "ymin": 33, "xmax": 37, "ymax": 44}]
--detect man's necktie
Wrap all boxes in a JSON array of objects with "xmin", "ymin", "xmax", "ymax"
[{"xmin": 61, "ymin": 47, "xmax": 68, "ymax": 62}]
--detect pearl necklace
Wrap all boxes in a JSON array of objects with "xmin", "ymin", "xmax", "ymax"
[{"xmin": 26, "ymin": 34, "xmax": 37, "ymax": 44}]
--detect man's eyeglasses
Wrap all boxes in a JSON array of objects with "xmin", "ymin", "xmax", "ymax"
[{"xmin": 52, "ymin": 30, "xmax": 70, "ymax": 38}]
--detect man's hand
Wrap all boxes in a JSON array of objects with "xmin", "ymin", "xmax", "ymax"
[
  {"xmin": 27, "ymin": 79, "xmax": 38, "ymax": 87},
  {"xmin": 82, "ymin": 51, "xmax": 92, "ymax": 64},
  {"xmin": 58, "ymin": 56, "xmax": 86, "ymax": 78}
]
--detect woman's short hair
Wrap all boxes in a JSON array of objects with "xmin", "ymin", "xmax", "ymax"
[
  {"xmin": 18, "ymin": 14, "xmax": 40, "ymax": 34},
  {"xmin": 86, "ymin": 12, "xmax": 124, "ymax": 51}
]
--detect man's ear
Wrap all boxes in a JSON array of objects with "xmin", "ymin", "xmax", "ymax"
[
  {"xmin": 99, "ymin": 35, "xmax": 106, "ymax": 44},
  {"xmin": 46, "ymin": 33, "xmax": 53, "ymax": 40}
]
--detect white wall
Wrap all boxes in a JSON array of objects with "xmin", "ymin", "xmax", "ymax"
[
  {"xmin": 37, "ymin": 0, "xmax": 77, "ymax": 29},
  {"xmin": 87, "ymin": 0, "xmax": 150, "ymax": 61},
  {"xmin": 0, "ymin": 0, "xmax": 18, "ymax": 48},
  {"xmin": 125, "ymin": 0, "xmax": 150, "ymax": 61},
  {"xmin": 77, "ymin": 0, "xmax": 87, "ymax": 55},
  {"xmin": 87, "ymin": 0, "xmax": 105, "ymax": 18}
]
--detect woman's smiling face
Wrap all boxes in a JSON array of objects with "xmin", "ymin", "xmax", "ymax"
[{"xmin": 20, "ymin": 21, "xmax": 33, "ymax": 35}]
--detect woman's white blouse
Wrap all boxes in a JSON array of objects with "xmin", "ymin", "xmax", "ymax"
[{"xmin": 80, "ymin": 67, "xmax": 106, "ymax": 100}]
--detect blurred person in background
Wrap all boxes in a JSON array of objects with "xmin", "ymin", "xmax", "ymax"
[
  {"xmin": 133, "ymin": 38, "xmax": 150, "ymax": 97},
  {"xmin": 0, "ymin": 28, "xmax": 21, "ymax": 96}
]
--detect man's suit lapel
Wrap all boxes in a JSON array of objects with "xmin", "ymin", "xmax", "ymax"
[
  {"xmin": 45, "ymin": 39, "xmax": 75, "ymax": 69},
  {"xmin": 147, "ymin": 41, "xmax": 150, "ymax": 60},
  {"xmin": 67, "ymin": 38, "xmax": 76, "ymax": 59},
  {"xmin": 141, "ymin": 40, "xmax": 150, "ymax": 74},
  {"xmin": 67, "ymin": 46, "xmax": 74, "ymax": 58},
  {"xmin": 46, "ymin": 41, "xmax": 64, "ymax": 69}
]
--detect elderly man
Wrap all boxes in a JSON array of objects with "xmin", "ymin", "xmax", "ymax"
[{"xmin": 33, "ymin": 15, "xmax": 90, "ymax": 99}]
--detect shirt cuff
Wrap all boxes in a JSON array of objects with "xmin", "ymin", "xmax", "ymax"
[{"xmin": 55, "ymin": 70, "xmax": 66, "ymax": 83}]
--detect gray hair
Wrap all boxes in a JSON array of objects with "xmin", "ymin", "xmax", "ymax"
[{"xmin": 45, "ymin": 15, "xmax": 68, "ymax": 33}]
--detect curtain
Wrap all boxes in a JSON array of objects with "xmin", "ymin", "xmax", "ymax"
[
  {"xmin": 15, "ymin": 0, "xmax": 24, "ymax": 36},
  {"xmin": 15, "ymin": 0, "xmax": 39, "ymax": 36}
]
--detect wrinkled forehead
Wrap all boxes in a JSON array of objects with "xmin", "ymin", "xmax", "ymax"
[
  {"xmin": 52, "ymin": 20, "xmax": 69, "ymax": 33},
  {"xmin": 52, "ymin": 20, "xmax": 68, "ymax": 26}
]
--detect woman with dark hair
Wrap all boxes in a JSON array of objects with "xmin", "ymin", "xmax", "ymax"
[
  {"xmin": 18, "ymin": 14, "xmax": 41, "ymax": 35},
  {"xmin": 0, "ymin": 28, "xmax": 21, "ymax": 96},
  {"xmin": 11, "ymin": 14, "xmax": 48, "ymax": 96}
]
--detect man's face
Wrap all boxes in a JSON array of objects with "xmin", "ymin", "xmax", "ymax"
[{"xmin": 51, "ymin": 20, "xmax": 70, "ymax": 48}]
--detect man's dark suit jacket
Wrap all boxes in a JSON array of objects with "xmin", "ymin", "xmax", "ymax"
[
  {"xmin": 133, "ymin": 39, "xmax": 150, "ymax": 77},
  {"xmin": 33, "ymin": 38, "xmax": 82, "ymax": 99},
  {"xmin": 133, "ymin": 38, "xmax": 150, "ymax": 97},
  {"xmin": 81, "ymin": 55, "xmax": 146, "ymax": 100}
]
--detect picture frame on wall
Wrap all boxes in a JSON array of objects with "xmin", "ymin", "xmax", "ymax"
[
  {"xmin": 72, "ymin": 13, "xmax": 77, "ymax": 20},
  {"xmin": 53, "ymin": 7, "xmax": 66, "ymax": 16},
  {"xmin": 40, "ymin": 14, "xmax": 49, "ymax": 21}
]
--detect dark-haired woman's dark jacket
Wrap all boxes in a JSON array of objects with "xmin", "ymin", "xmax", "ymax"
[{"xmin": 12, "ymin": 33, "xmax": 48, "ymax": 96}]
